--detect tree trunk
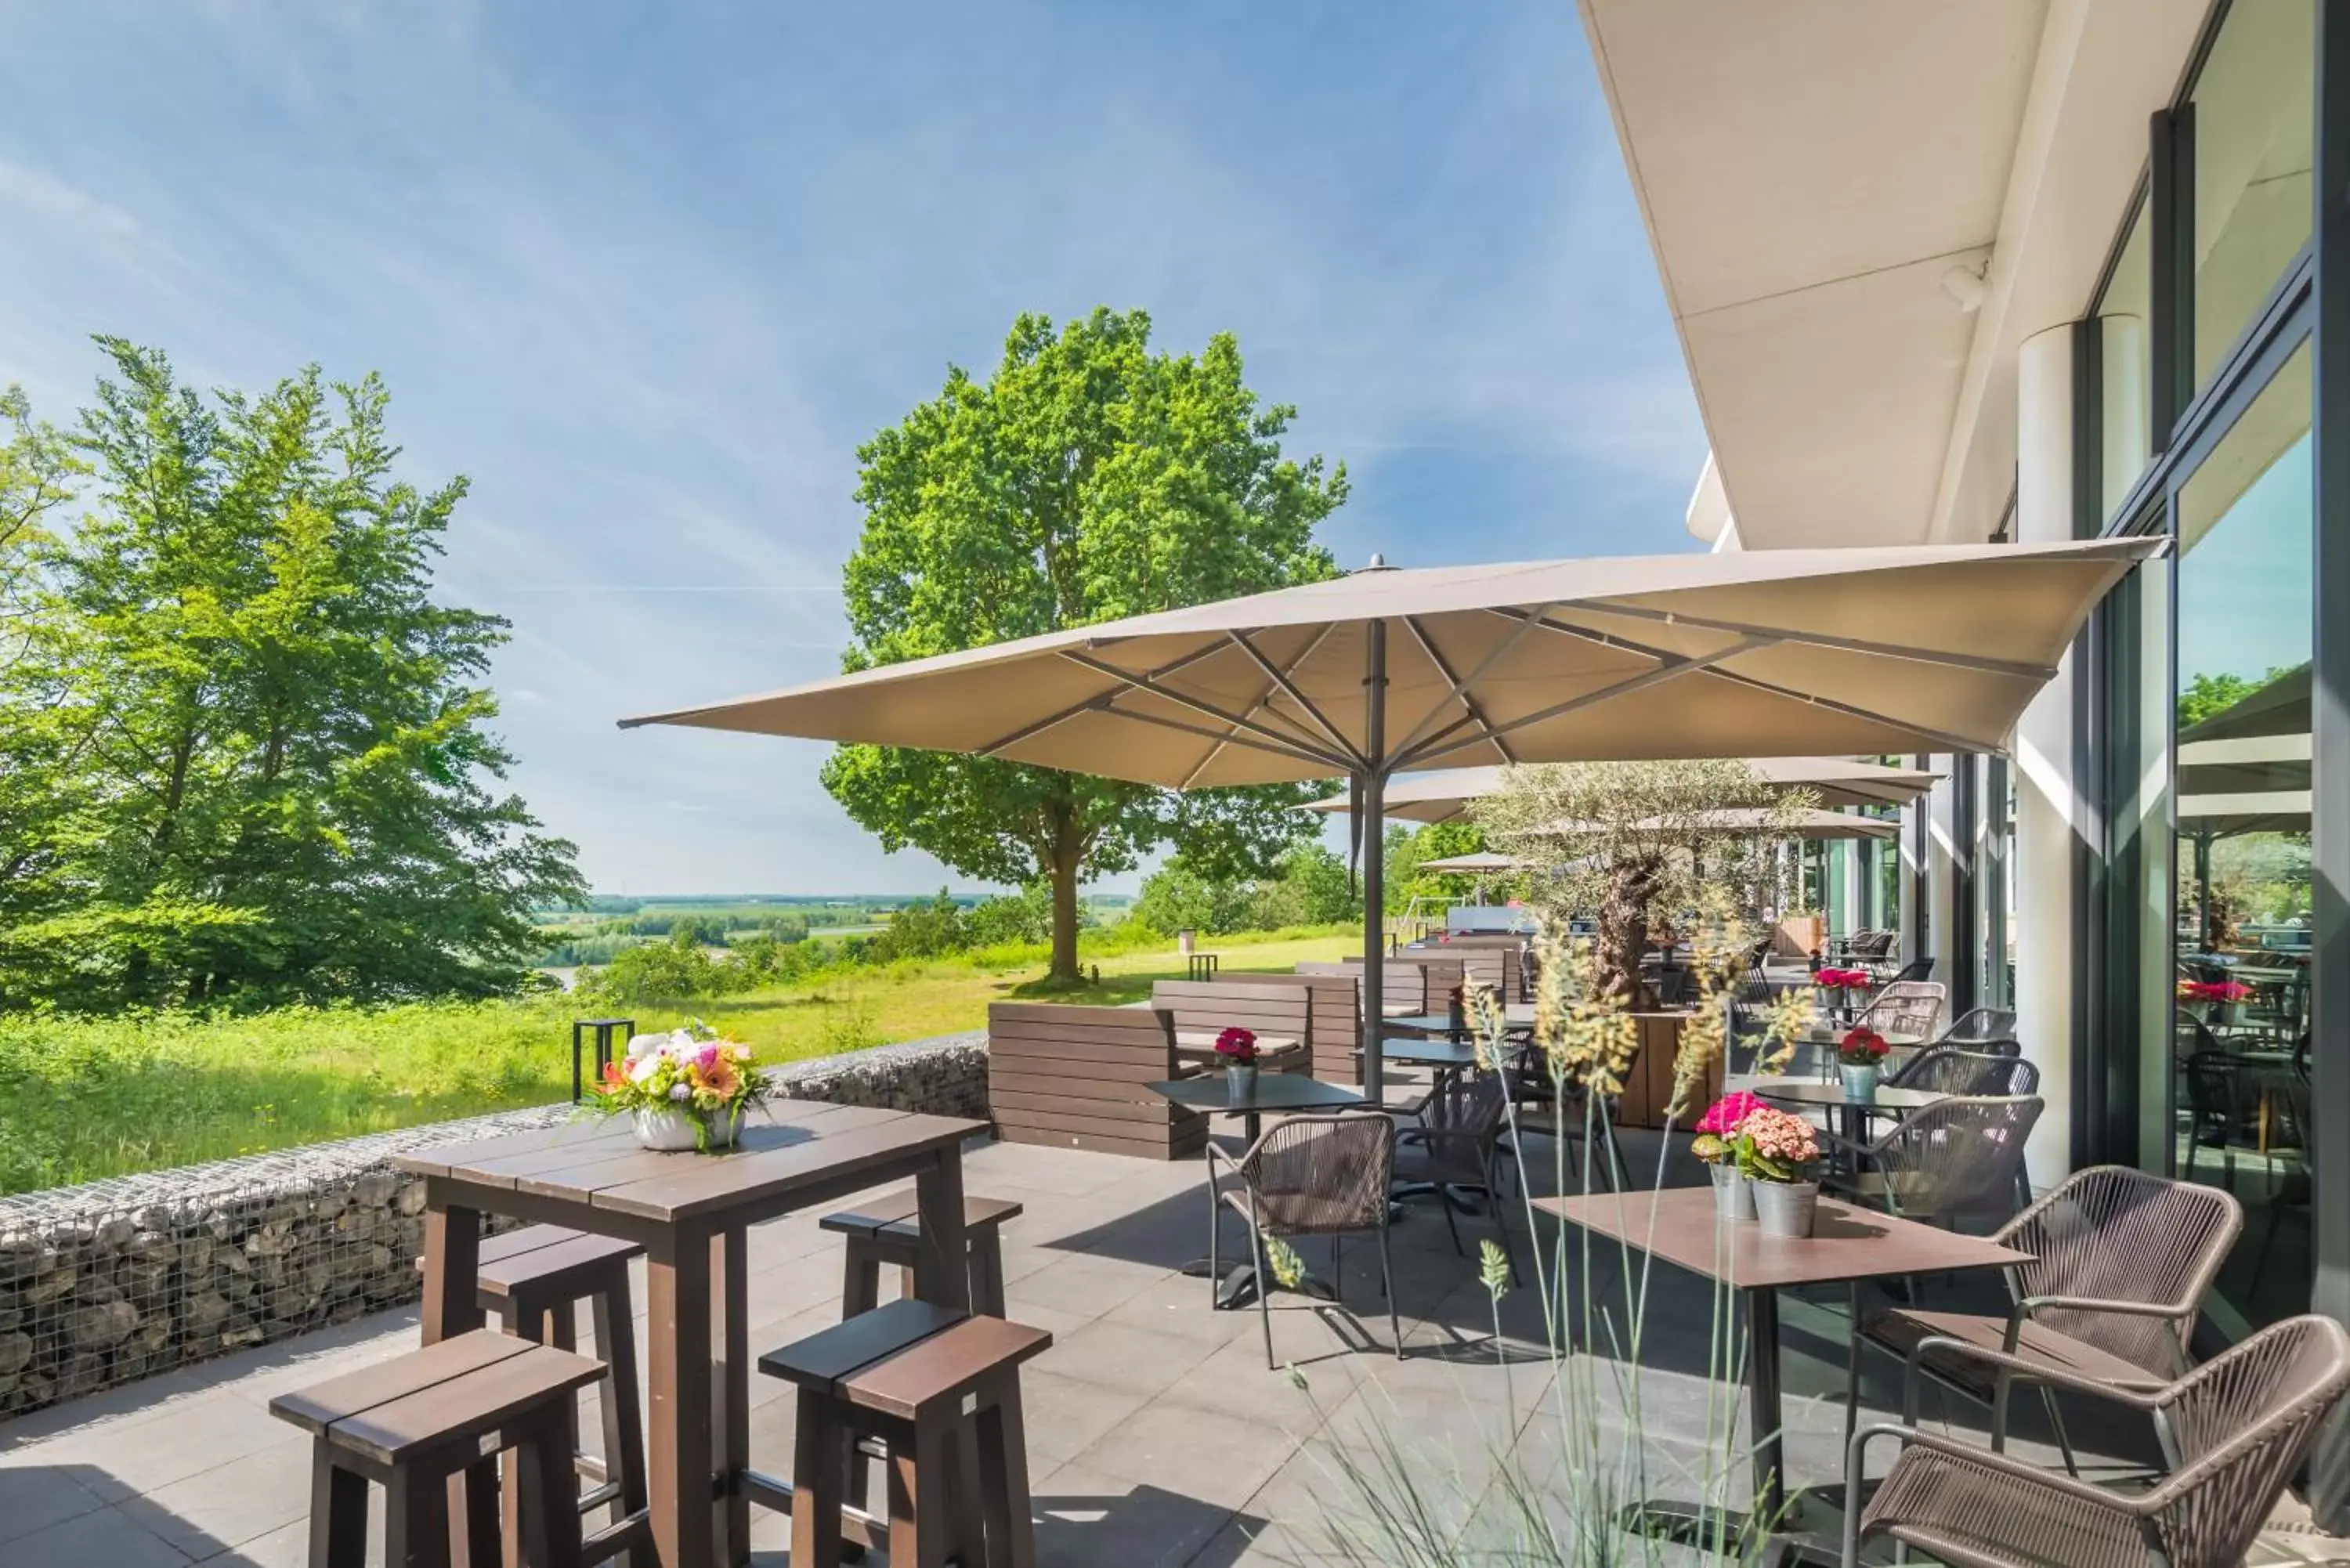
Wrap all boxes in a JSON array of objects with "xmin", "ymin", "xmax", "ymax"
[
  {"xmin": 1596, "ymin": 855, "xmax": 1660, "ymax": 1011},
  {"xmin": 1047, "ymin": 800, "xmax": 1082, "ymax": 983}
]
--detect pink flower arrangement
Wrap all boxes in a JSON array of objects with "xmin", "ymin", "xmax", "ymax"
[
  {"xmin": 1694, "ymin": 1091, "xmax": 1763, "ymax": 1136},
  {"xmin": 1734, "ymin": 1107, "xmax": 1820, "ymax": 1183},
  {"xmin": 1214, "ymin": 1026, "xmax": 1258, "ymax": 1064},
  {"xmin": 2179, "ymin": 979, "xmax": 2254, "ymax": 1004},
  {"xmin": 1813, "ymin": 967, "xmax": 1872, "ymax": 992}
]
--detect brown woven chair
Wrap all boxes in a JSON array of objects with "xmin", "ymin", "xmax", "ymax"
[
  {"xmin": 1391, "ymin": 1068, "xmax": 1519, "ymax": 1284},
  {"xmin": 1853, "ymin": 1165, "xmax": 2243, "ymax": 1471},
  {"xmin": 1820, "ymin": 1094, "xmax": 2043, "ymax": 1227},
  {"xmin": 1855, "ymin": 979, "xmax": 1947, "ymax": 1039},
  {"xmin": 1889, "ymin": 1046, "xmax": 2037, "ymax": 1098},
  {"xmin": 1206, "ymin": 1111, "xmax": 1399, "ymax": 1369},
  {"xmin": 1842, "ymin": 1313, "xmax": 2350, "ymax": 1568}
]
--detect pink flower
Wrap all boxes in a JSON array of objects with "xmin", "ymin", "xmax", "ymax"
[
  {"xmin": 1214, "ymin": 1026, "xmax": 1257, "ymax": 1062},
  {"xmin": 1695, "ymin": 1091, "xmax": 1763, "ymax": 1135},
  {"xmin": 1739, "ymin": 1107, "xmax": 1820, "ymax": 1167},
  {"xmin": 694, "ymin": 1043, "xmax": 721, "ymax": 1071}
]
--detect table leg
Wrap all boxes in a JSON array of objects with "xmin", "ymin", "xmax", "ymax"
[
  {"xmin": 647, "ymin": 1224, "xmax": 715, "ymax": 1568},
  {"xmin": 419, "ymin": 1191, "xmax": 483, "ymax": 1345},
  {"xmin": 1747, "ymin": 1284, "xmax": 1787, "ymax": 1523},
  {"xmin": 713, "ymin": 1226, "xmax": 751, "ymax": 1566},
  {"xmin": 912, "ymin": 1145, "xmax": 971, "ymax": 1313}
]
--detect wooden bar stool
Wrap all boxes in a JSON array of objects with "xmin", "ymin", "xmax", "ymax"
[
  {"xmin": 759, "ymin": 1299, "xmax": 1051, "ymax": 1568},
  {"xmin": 418, "ymin": 1224, "xmax": 648, "ymax": 1564},
  {"xmin": 269, "ymin": 1329, "xmax": 602, "ymax": 1568},
  {"xmin": 821, "ymin": 1194, "xmax": 1022, "ymax": 1318}
]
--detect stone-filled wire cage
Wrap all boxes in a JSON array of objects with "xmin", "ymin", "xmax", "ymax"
[{"xmin": 0, "ymin": 1105, "xmax": 568, "ymax": 1418}]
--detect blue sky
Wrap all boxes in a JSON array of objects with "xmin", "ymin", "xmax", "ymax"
[{"xmin": 0, "ymin": 2, "xmax": 1705, "ymax": 895}]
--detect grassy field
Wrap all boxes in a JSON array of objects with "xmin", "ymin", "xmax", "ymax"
[{"xmin": 0, "ymin": 927, "xmax": 1352, "ymax": 1194}]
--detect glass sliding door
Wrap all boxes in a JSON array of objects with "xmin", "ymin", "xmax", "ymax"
[{"xmin": 2169, "ymin": 341, "xmax": 2314, "ymax": 1328}]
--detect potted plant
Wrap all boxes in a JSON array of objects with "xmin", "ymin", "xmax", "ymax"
[
  {"xmin": 1692, "ymin": 1090, "xmax": 1764, "ymax": 1219},
  {"xmin": 1813, "ymin": 966, "xmax": 1871, "ymax": 1025},
  {"xmin": 1446, "ymin": 983, "xmax": 1468, "ymax": 1034},
  {"xmin": 2179, "ymin": 977, "xmax": 2253, "ymax": 1026},
  {"xmin": 1836, "ymin": 1026, "xmax": 1890, "ymax": 1100},
  {"xmin": 1215, "ymin": 1025, "xmax": 1259, "ymax": 1099},
  {"xmin": 586, "ymin": 1023, "xmax": 767, "ymax": 1151},
  {"xmin": 1734, "ymin": 1106, "xmax": 1822, "ymax": 1237}
]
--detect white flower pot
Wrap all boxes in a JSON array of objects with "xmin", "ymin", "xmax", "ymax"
[
  {"xmin": 1710, "ymin": 1163, "xmax": 1755, "ymax": 1221},
  {"xmin": 1752, "ymin": 1179, "xmax": 1820, "ymax": 1238},
  {"xmin": 632, "ymin": 1107, "xmax": 741, "ymax": 1152}
]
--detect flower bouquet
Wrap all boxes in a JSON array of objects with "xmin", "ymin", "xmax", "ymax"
[
  {"xmin": 1215, "ymin": 1025, "xmax": 1260, "ymax": 1098},
  {"xmin": 1812, "ymin": 966, "xmax": 1872, "ymax": 1024},
  {"xmin": 1733, "ymin": 1106, "xmax": 1822, "ymax": 1237},
  {"xmin": 2179, "ymin": 977, "xmax": 2254, "ymax": 1024},
  {"xmin": 586, "ymin": 1023, "xmax": 766, "ymax": 1151},
  {"xmin": 1692, "ymin": 1090, "xmax": 1765, "ymax": 1219},
  {"xmin": 1836, "ymin": 1026, "xmax": 1890, "ymax": 1100}
]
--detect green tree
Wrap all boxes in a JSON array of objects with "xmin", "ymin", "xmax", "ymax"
[
  {"xmin": 2178, "ymin": 667, "xmax": 2294, "ymax": 729},
  {"xmin": 0, "ymin": 341, "xmax": 581, "ymax": 1010},
  {"xmin": 1133, "ymin": 853, "xmax": 1256, "ymax": 937},
  {"xmin": 822, "ymin": 309, "xmax": 1347, "ymax": 980}
]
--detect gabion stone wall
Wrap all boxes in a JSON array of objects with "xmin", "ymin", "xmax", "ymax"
[{"xmin": 0, "ymin": 1031, "xmax": 986, "ymax": 1419}]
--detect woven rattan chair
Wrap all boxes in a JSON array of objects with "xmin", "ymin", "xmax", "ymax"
[
  {"xmin": 1392, "ymin": 1068, "xmax": 1519, "ymax": 1284},
  {"xmin": 1853, "ymin": 1165, "xmax": 2243, "ymax": 1470},
  {"xmin": 1856, "ymin": 980, "xmax": 1948, "ymax": 1040},
  {"xmin": 1936, "ymin": 1006, "xmax": 2018, "ymax": 1046},
  {"xmin": 2180, "ymin": 1050, "xmax": 2247, "ymax": 1190},
  {"xmin": 1820, "ymin": 1094, "xmax": 2042, "ymax": 1227},
  {"xmin": 1842, "ymin": 1312, "xmax": 2350, "ymax": 1568},
  {"xmin": 1890, "ymin": 1046, "xmax": 2038, "ymax": 1099},
  {"xmin": 1207, "ymin": 1111, "xmax": 1399, "ymax": 1369}
]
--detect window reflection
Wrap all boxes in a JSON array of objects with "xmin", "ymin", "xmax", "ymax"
[
  {"xmin": 2190, "ymin": 0, "xmax": 2313, "ymax": 390},
  {"xmin": 2099, "ymin": 199, "xmax": 2153, "ymax": 520},
  {"xmin": 2169, "ymin": 341, "xmax": 2312, "ymax": 1329}
]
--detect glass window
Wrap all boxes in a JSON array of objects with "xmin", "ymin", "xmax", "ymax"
[
  {"xmin": 2189, "ymin": 0, "xmax": 2314, "ymax": 391},
  {"xmin": 2099, "ymin": 198, "xmax": 2154, "ymax": 520},
  {"xmin": 2169, "ymin": 341, "xmax": 2312, "ymax": 1328}
]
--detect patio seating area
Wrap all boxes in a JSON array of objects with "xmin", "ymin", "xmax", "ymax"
[{"xmin": 0, "ymin": 1116, "xmax": 2194, "ymax": 1568}]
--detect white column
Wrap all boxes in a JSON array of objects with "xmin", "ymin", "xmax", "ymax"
[
  {"xmin": 1926, "ymin": 761, "xmax": 1963, "ymax": 991},
  {"xmin": 2014, "ymin": 325, "xmax": 2081, "ymax": 1188}
]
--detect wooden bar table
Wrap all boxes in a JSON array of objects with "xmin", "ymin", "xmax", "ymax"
[
  {"xmin": 1534, "ymin": 1187, "xmax": 2028, "ymax": 1552},
  {"xmin": 396, "ymin": 1100, "xmax": 987, "ymax": 1568}
]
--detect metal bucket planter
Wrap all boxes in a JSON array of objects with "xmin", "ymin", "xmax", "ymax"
[
  {"xmin": 1839, "ymin": 1063, "xmax": 1881, "ymax": 1100},
  {"xmin": 1711, "ymin": 1164, "xmax": 1755, "ymax": 1221},
  {"xmin": 1226, "ymin": 1064, "xmax": 1259, "ymax": 1100},
  {"xmin": 1752, "ymin": 1179, "xmax": 1820, "ymax": 1238}
]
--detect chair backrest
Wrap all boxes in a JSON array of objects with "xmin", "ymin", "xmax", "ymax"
[
  {"xmin": 2146, "ymin": 1313, "xmax": 2350, "ymax": 1568},
  {"xmin": 2181, "ymin": 1050, "xmax": 2243, "ymax": 1129},
  {"xmin": 1996, "ymin": 1165, "xmax": 2242, "ymax": 1378},
  {"xmin": 1328, "ymin": 954, "xmax": 1466, "ymax": 1016},
  {"xmin": 1415, "ymin": 937, "xmax": 1527, "ymax": 1001},
  {"xmin": 1858, "ymin": 980, "xmax": 1947, "ymax": 1038},
  {"xmin": 1151, "ymin": 980, "xmax": 1311, "ymax": 1072},
  {"xmin": 1937, "ymin": 1006, "xmax": 2017, "ymax": 1045},
  {"xmin": 1240, "ymin": 1111, "xmax": 1396, "ymax": 1236},
  {"xmin": 1891, "ymin": 1046, "xmax": 2034, "ymax": 1097},
  {"xmin": 1868, "ymin": 1095, "xmax": 2042, "ymax": 1223},
  {"xmin": 1212, "ymin": 970, "xmax": 1361, "ymax": 1084},
  {"xmin": 984, "ymin": 1003, "xmax": 1200, "ymax": 1159}
]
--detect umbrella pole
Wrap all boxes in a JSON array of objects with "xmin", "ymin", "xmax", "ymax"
[{"xmin": 1363, "ymin": 620, "xmax": 1388, "ymax": 1107}]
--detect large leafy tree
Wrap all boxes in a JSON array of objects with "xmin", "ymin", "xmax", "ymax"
[
  {"xmin": 824, "ymin": 309, "xmax": 1347, "ymax": 980},
  {"xmin": 0, "ymin": 340, "xmax": 582, "ymax": 1010}
]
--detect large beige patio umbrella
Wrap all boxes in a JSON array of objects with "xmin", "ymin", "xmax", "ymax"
[
  {"xmin": 1307, "ymin": 757, "xmax": 1940, "ymax": 823},
  {"xmin": 624, "ymin": 537, "xmax": 2160, "ymax": 1096}
]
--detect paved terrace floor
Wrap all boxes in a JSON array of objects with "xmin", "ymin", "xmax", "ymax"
[{"xmin": 0, "ymin": 1122, "xmax": 2157, "ymax": 1568}]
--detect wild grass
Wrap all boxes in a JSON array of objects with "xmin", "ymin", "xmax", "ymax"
[{"xmin": 0, "ymin": 925, "xmax": 1354, "ymax": 1193}]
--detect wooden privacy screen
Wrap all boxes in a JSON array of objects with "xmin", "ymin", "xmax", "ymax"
[
  {"xmin": 985, "ymin": 1003, "xmax": 1206, "ymax": 1160},
  {"xmin": 1314, "ymin": 954, "xmax": 1467, "ymax": 1017},
  {"xmin": 1409, "ymin": 938, "xmax": 1526, "ymax": 1003},
  {"xmin": 1203, "ymin": 971, "xmax": 1364, "ymax": 1084},
  {"xmin": 1614, "ymin": 1012, "xmax": 1723, "ymax": 1129}
]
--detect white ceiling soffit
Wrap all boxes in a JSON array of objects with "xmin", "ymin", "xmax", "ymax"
[
  {"xmin": 1582, "ymin": 0, "xmax": 2206, "ymax": 550},
  {"xmin": 1580, "ymin": 0, "xmax": 2047, "ymax": 548}
]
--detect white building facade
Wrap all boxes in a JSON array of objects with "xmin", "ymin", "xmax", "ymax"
[{"xmin": 1580, "ymin": 0, "xmax": 2343, "ymax": 1345}]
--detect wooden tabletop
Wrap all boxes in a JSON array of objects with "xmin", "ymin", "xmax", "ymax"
[
  {"xmin": 1533, "ymin": 1187, "xmax": 2030, "ymax": 1289},
  {"xmin": 1749, "ymin": 1078, "xmax": 1947, "ymax": 1113},
  {"xmin": 392, "ymin": 1100, "xmax": 985, "ymax": 1224},
  {"xmin": 1144, "ymin": 1076, "xmax": 1365, "ymax": 1114}
]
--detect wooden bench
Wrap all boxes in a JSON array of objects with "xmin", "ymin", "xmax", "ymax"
[
  {"xmin": 822, "ymin": 1194, "xmax": 1023, "ymax": 1318},
  {"xmin": 1303, "ymin": 955, "xmax": 1468, "ymax": 1018},
  {"xmin": 269, "ymin": 1329, "xmax": 607, "ymax": 1568},
  {"xmin": 760, "ymin": 1299, "xmax": 1053, "ymax": 1568},
  {"xmin": 1150, "ymin": 978, "xmax": 1313, "ymax": 1076},
  {"xmin": 1414, "ymin": 938, "xmax": 1527, "ymax": 1002},
  {"xmin": 986, "ymin": 1003, "xmax": 1206, "ymax": 1159},
  {"xmin": 1211, "ymin": 970, "xmax": 1364, "ymax": 1084}
]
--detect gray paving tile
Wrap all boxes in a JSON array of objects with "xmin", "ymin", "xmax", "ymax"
[
  {"xmin": 0, "ymin": 1461, "xmax": 112, "ymax": 1545},
  {"xmin": 1015, "ymin": 1369, "xmax": 1155, "ymax": 1471},
  {"xmin": 1069, "ymin": 1400, "xmax": 1303, "ymax": 1511},
  {"xmin": 1031, "ymin": 1460, "xmax": 1238, "ymax": 1568},
  {"xmin": 134, "ymin": 1436, "xmax": 314, "ymax": 1557},
  {"xmin": 1031, "ymin": 1319, "xmax": 1224, "ymax": 1399},
  {"xmin": 1, "ymin": 1502, "xmax": 193, "ymax": 1567}
]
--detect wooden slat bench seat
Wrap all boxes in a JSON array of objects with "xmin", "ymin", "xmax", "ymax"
[
  {"xmin": 270, "ymin": 1328, "xmax": 606, "ymax": 1568},
  {"xmin": 1152, "ymin": 978, "xmax": 1313, "ymax": 1076},
  {"xmin": 1211, "ymin": 970, "xmax": 1365, "ymax": 1084},
  {"xmin": 986, "ymin": 1003, "xmax": 1206, "ymax": 1158}
]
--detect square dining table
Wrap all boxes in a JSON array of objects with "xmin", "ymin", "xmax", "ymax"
[
  {"xmin": 1534, "ymin": 1187, "xmax": 2029, "ymax": 1550},
  {"xmin": 395, "ymin": 1099, "xmax": 988, "ymax": 1568}
]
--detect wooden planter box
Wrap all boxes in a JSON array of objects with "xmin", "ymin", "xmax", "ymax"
[
  {"xmin": 1614, "ymin": 1011, "xmax": 1724, "ymax": 1129},
  {"xmin": 1773, "ymin": 914, "xmax": 1826, "ymax": 960},
  {"xmin": 985, "ymin": 1003, "xmax": 1205, "ymax": 1160}
]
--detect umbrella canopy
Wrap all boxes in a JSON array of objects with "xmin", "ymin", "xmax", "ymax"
[
  {"xmin": 1413, "ymin": 851, "xmax": 1532, "ymax": 875},
  {"xmin": 1304, "ymin": 756, "xmax": 1939, "ymax": 823},
  {"xmin": 624, "ymin": 536, "xmax": 2159, "ymax": 1097},
  {"xmin": 1538, "ymin": 807, "xmax": 1897, "ymax": 843}
]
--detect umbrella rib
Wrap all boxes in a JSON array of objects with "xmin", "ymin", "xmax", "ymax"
[
  {"xmin": 1092, "ymin": 702, "xmax": 1342, "ymax": 773},
  {"xmin": 1395, "ymin": 614, "xmax": 1519, "ymax": 767},
  {"xmin": 974, "ymin": 641, "xmax": 1231, "ymax": 757},
  {"xmin": 1224, "ymin": 628, "xmax": 1362, "ymax": 768},
  {"xmin": 1056, "ymin": 649, "xmax": 1356, "ymax": 773},
  {"xmin": 1574, "ymin": 600, "xmax": 2056, "ymax": 681},
  {"xmin": 1499, "ymin": 609, "xmax": 2001, "ymax": 757},
  {"xmin": 1394, "ymin": 637, "xmax": 1773, "ymax": 769}
]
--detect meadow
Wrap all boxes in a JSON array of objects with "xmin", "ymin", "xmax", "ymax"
[{"xmin": 0, "ymin": 926, "xmax": 1350, "ymax": 1194}]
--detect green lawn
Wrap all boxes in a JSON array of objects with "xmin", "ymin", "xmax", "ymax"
[{"xmin": 0, "ymin": 927, "xmax": 1354, "ymax": 1193}]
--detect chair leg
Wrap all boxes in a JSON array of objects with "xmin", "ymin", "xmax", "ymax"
[
  {"xmin": 972, "ymin": 1230, "xmax": 1007, "ymax": 1318},
  {"xmin": 1206, "ymin": 1190, "xmax": 1222, "ymax": 1309},
  {"xmin": 519, "ymin": 1408, "xmax": 585, "ymax": 1568},
  {"xmin": 1247, "ymin": 1223, "xmax": 1276, "ymax": 1371},
  {"xmin": 977, "ymin": 1382, "xmax": 1038, "ymax": 1568},
  {"xmin": 309, "ymin": 1447, "xmax": 370, "ymax": 1568},
  {"xmin": 1990, "ymin": 1369, "xmax": 2013, "ymax": 1453},
  {"xmin": 592, "ymin": 1278, "xmax": 649, "ymax": 1529},
  {"xmin": 888, "ymin": 1413, "xmax": 953, "ymax": 1568},
  {"xmin": 2040, "ymin": 1386, "xmax": 2080, "ymax": 1478},
  {"xmin": 791, "ymin": 1391, "xmax": 847, "ymax": 1568},
  {"xmin": 1843, "ymin": 1282, "xmax": 1864, "ymax": 1451},
  {"xmin": 382, "ymin": 1461, "xmax": 450, "ymax": 1568},
  {"xmin": 1379, "ymin": 1224, "xmax": 1401, "ymax": 1360}
]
